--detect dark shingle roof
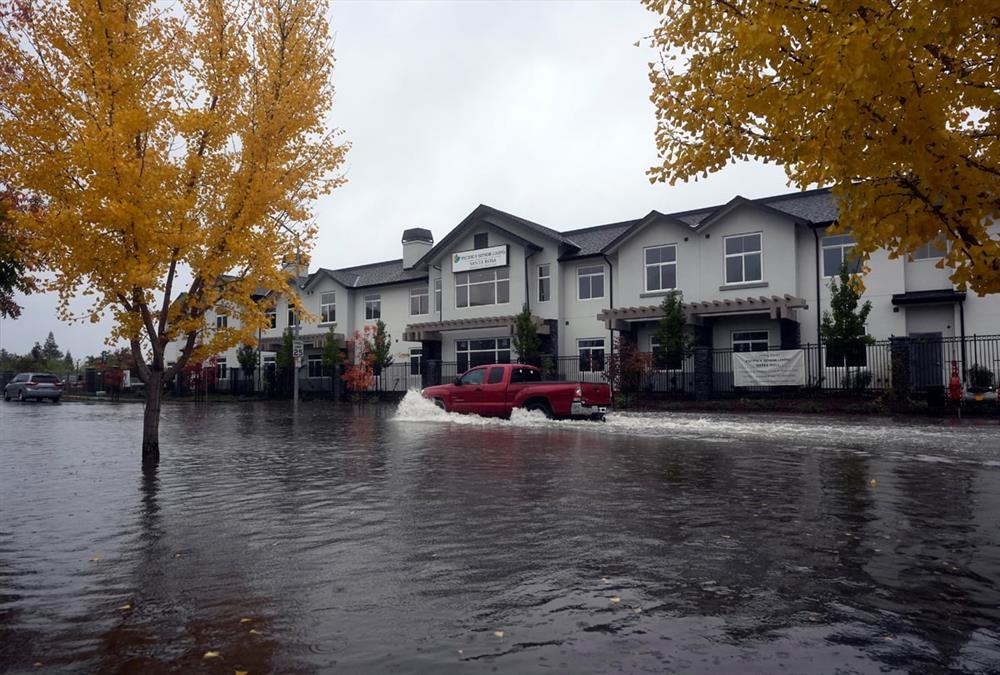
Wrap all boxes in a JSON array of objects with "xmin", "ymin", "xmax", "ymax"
[
  {"xmin": 561, "ymin": 219, "xmax": 640, "ymax": 258},
  {"xmin": 758, "ymin": 189, "xmax": 838, "ymax": 223},
  {"xmin": 312, "ymin": 259, "xmax": 427, "ymax": 289}
]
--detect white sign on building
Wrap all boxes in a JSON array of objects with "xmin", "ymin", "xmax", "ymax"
[
  {"xmin": 733, "ymin": 349, "xmax": 806, "ymax": 387},
  {"xmin": 452, "ymin": 244, "xmax": 508, "ymax": 273}
]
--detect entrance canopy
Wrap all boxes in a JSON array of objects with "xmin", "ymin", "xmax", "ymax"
[
  {"xmin": 403, "ymin": 314, "xmax": 549, "ymax": 342},
  {"xmin": 598, "ymin": 294, "xmax": 808, "ymax": 330}
]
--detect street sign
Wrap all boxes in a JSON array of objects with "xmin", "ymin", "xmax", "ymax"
[{"xmin": 292, "ymin": 340, "xmax": 304, "ymax": 358}]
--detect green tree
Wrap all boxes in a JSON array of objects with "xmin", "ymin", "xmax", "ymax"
[
  {"xmin": 512, "ymin": 305, "xmax": 541, "ymax": 365},
  {"xmin": 276, "ymin": 328, "xmax": 295, "ymax": 373},
  {"xmin": 652, "ymin": 292, "xmax": 691, "ymax": 369},
  {"xmin": 0, "ymin": 193, "xmax": 35, "ymax": 319},
  {"xmin": 63, "ymin": 351, "xmax": 74, "ymax": 371},
  {"xmin": 370, "ymin": 319, "xmax": 393, "ymax": 372},
  {"xmin": 322, "ymin": 328, "xmax": 343, "ymax": 370},
  {"xmin": 236, "ymin": 343, "xmax": 258, "ymax": 377},
  {"xmin": 821, "ymin": 262, "xmax": 874, "ymax": 370},
  {"xmin": 30, "ymin": 342, "xmax": 42, "ymax": 363},
  {"xmin": 42, "ymin": 332, "xmax": 62, "ymax": 362}
]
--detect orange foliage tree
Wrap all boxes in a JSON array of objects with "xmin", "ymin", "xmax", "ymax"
[{"xmin": 0, "ymin": 0, "xmax": 347, "ymax": 464}]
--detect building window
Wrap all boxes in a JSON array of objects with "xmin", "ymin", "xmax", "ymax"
[
  {"xmin": 577, "ymin": 265, "xmax": 604, "ymax": 300},
  {"xmin": 724, "ymin": 233, "xmax": 763, "ymax": 284},
  {"xmin": 265, "ymin": 309, "xmax": 276, "ymax": 329},
  {"xmin": 822, "ymin": 235, "xmax": 861, "ymax": 276},
  {"xmin": 732, "ymin": 330, "xmax": 769, "ymax": 352},
  {"xmin": 644, "ymin": 244, "xmax": 677, "ymax": 292},
  {"xmin": 538, "ymin": 264, "xmax": 551, "ymax": 302},
  {"xmin": 911, "ymin": 234, "xmax": 947, "ymax": 261},
  {"xmin": 409, "ymin": 348, "xmax": 422, "ymax": 376},
  {"xmin": 456, "ymin": 338, "xmax": 511, "ymax": 372},
  {"xmin": 215, "ymin": 313, "xmax": 228, "ymax": 329},
  {"xmin": 364, "ymin": 294, "xmax": 381, "ymax": 321},
  {"xmin": 307, "ymin": 355, "xmax": 323, "ymax": 378},
  {"xmin": 474, "ymin": 232, "xmax": 489, "ymax": 249},
  {"xmin": 216, "ymin": 357, "xmax": 228, "ymax": 380},
  {"xmin": 578, "ymin": 338, "xmax": 606, "ymax": 372},
  {"xmin": 319, "ymin": 291, "xmax": 336, "ymax": 323},
  {"xmin": 410, "ymin": 286, "xmax": 429, "ymax": 315},
  {"xmin": 287, "ymin": 308, "xmax": 298, "ymax": 327},
  {"xmin": 434, "ymin": 278, "xmax": 442, "ymax": 312},
  {"xmin": 456, "ymin": 268, "xmax": 510, "ymax": 308}
]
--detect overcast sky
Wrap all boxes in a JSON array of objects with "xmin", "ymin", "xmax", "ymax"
[{"xmin": 0, "ymin": 0, "xmax": 792, "ymax": 358}]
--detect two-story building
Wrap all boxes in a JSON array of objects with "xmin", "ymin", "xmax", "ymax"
[{"xmin": 170, "ymin": 187, "xmax": 999, "ymax": 389}]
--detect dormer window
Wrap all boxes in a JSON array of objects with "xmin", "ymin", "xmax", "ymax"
[{"xmin": 473, "ymin": 232, "xmax": 489, "ymax": 249}]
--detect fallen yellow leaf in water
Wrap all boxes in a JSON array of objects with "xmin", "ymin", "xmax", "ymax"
[
  {"xmin": 203, "ymin": 651, "xmax": 221, "ymax": 659},
  {"xmin": 601, "ymin": 577, "xmax": 609, "ymax": 583},
  {"xmin": 633, "ymin": 607, "xmax": 642, "ymax": 613},
  {"xmin": 33, "ymin": 663, "xmax": 42, "ymax": 667},
  {"xmin": 118, "ymin": 603, "xmax": 133, "ymax": 611},
  {"xmin": 493, "ymin": 630, "xmax": 504, "ymax": 638},
  {"xmin": 236, "ymin": 670, "xmax": 248, "ymax": 675},
  {"xmin": 240, "ymin": 618, "xmax": 253, "ymax": 624},
  {"xmin": 610, "ymin": 597, "xmax": 621, "ymax": 603},
  {"xmin": 870, "ymin": 479, "xmax": 877, "ymax": 487},
  {"xmin": 89, "ymin": 556, "xmax": 101, "ymax": 562},
  {"xmin": 248, "ymin": 629, "xmax": 260, "ymax": 635}
]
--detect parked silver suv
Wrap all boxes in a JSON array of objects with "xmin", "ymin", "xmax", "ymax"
[{"xmin": 3, "ymin": 373, "xmax": 64, "ymax": 402}]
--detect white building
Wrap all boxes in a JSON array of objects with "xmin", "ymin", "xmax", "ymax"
[{"xmin": 170, "ymin": 188, "xmax": 999, "ymax": 388}]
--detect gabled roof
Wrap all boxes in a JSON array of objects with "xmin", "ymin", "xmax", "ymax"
[
  {"xmin": 693, "ymin": 195, "xmax": 808, "ymax": 232},
  {"xmin": 416, "ymin": 204, "xmax": 579, "ymax": 268},
  {"xmin": 305, "ymin": 259, "xmax": 427, "ymax": 291}
]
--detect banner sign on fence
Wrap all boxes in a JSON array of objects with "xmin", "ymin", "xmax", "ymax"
[{"xmin": 733, "ymin": 349, "xmax": 805, "ymax": 387}]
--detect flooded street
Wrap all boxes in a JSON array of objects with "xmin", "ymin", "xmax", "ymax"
[{"xmin": 2, "ymin": 397, "xmax": 1000, "ymax": 674}]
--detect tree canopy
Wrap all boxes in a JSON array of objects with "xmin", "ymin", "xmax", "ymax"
[
  {"xmin": 0, "ymin": 0, "xmax": 347, "ymax": 460},
  {"xmin": 643, "ymin": 0, "xmax": 999, "ymax": 293}
]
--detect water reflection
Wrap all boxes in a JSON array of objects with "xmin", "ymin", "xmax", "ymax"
[{"xmin": 1, "ymin": 400, "xmax": 999, "ymax": 673}]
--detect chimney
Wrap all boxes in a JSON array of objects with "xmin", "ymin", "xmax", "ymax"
[
  {"xmin": 402, "ymin": 228, "xmax": 433, "ymax": 269},
  {"xmin": 281, "ymin": 251, "xmax": 310, "ymax": 280}
]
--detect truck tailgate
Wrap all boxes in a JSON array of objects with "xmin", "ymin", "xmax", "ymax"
[{"xmin": 580, "ymin": 382, "xmax": 612, "ymax": 405}]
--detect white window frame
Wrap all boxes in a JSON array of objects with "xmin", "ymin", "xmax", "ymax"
[
  {"xmin": 364, "ymin": 294, "xmax": 381, "ymax": 321},
  {"xmin": 409, "ymin": 347, "xmax": 422, "ymax": 376},
  {"xmin": 215, "ymin": 314, "xmax": 228, "ymax": 329},
  {"xmin": 455, "ymin": 338, "xmax": 511, "ymax": 372},
  {"xmin": 216, "ymin": 357, "xmax": 228, "ymax": 380},
  {"xmin": 723, "ymin": 232, "xmax": 763, "ymax": 284},
  {"xmin": 455, "ymin": 268, "xmax": 510, "ymax": 308},
  {"xmin": 821, "ymin": 235, "xmax": 861, "ymax": 277},
  {"xmin": 578, "ymin": 338, "xmax": 606, "ymax": 372},
  {"xmin": 644, "ymin": 244, "xmax": 678, "ymax": 292},
  {"xmin": 910, "ymin": 234, "xmax": 948, "ymax": 261},
  {"xmin": 319, "ymin": 291, "xmax": 337, "ymax": 324},
  {"xmin": 287, "ymin": 307, "xmax": 298, "ymax": 327},
  {"xmin": 307, "ymin": 354, "xmax": 323, "ymax": 378},
  {"xmin": 410, "ymin": 286, "xmax": 429, "ymax": 316},
  {"xmin": 538, "ymin": 263, "xmax": 551, "ymax": 302},
  {"xmin": 434, "ymin": 278, "xmax": 442, "ymax": 312},
  {"xmin": 577, "ymin": 264, "xmax": 605, "ymax": 301},
  {"xmin": 732, "ymin": 330, "xmax": 769, "ymax": 352}
]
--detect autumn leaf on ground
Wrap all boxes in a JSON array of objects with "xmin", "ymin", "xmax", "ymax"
[
  {"xmin": 203, "ymin": 651, "xmax": 221, "ymax": 659},
  {"xmin": 240, "ymin": 617, "xmax": 253, "ymax": 624},
  {"xmin": 118, "ymin": 603, "xmax": 133, "ymax": 611},
  {"xmin": 610, "ymin": 597, "xmax": 621, "ymax": 604},
  {"xmin": 89, "ymin": 556, "xmax": 101, "ymax": 562},
  {"xmin": 493, "ymin": 630, "xmax": 504, "ymax": 638}
]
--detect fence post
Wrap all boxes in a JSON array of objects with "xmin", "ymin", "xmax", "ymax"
[
  {"xmin": 693, "ymin": 346, "xmax": 713, "ymax": 401},
  {"xmin": 890, "ymin": 336, "xmax": 911, "ymax": 402}
]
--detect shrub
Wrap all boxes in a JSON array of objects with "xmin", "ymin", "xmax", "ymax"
[
  {"xmin": 968, "ymin": 364, "xmax": 995, "ymax": 389},
  {"xmin": 842, "ymin": 369, "xmax": 873, "ymax": 390}
]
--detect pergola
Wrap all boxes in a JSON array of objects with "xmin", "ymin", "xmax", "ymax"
[
  {"xmin": 597, "ymin": 294, "xmax": 809, "ymax": 330},
  {"xmin": 403, "ymin": 314, "xmax": 550, "ymax": 342}
]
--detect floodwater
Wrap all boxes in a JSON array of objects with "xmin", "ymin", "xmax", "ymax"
[{"xmin": 2, "ymin": 396, "xmax": 1000, "ymax": 674}]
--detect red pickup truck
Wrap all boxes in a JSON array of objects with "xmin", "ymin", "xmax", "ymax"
[{"xmin": 421, "ymin": 363, "xmax": 612, "ymax": 420}]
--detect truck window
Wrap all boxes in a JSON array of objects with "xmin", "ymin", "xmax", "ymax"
[
  {"xmin": 487, "ymin": 367, "xmax": 504, "ymax": 384},
  {"xmin": 510, "ymin": 367, "xmax": 541, "ymax": 383},
  {"xmin": 460, "ymin": 368, "xmax": 486, "ymax": 386}
]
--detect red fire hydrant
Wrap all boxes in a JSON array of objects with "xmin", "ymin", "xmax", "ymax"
[{"xmin": 948, "ymin": 360, "xmax": 963, "ymax": 402}]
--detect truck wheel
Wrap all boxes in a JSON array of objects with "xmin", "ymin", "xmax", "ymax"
[
  {"xmin": 525, "ymin": 399, "xmax": 552, "ymax": 419},
  {"xmin": 434, "ymin": 398, "xmax": 448, "ymax": 412}
]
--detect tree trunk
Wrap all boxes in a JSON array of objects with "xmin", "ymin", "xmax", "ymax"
[{"xmin": 142, "ymin": 369, "xmax": 164, "ymax": 467}]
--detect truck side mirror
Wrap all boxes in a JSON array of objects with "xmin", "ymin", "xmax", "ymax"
[{"xmin": 453, "ymin": 377, "xmax": 462, "ymax": 386}]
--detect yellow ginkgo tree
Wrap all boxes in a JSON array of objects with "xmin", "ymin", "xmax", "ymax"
[
  {"xmin": 0, "ymin": 0, "xmax": 347, "ymax": 464},
  {"xmin": 643, "ymin": 0, "xmax": 999, "ymax": 293}
]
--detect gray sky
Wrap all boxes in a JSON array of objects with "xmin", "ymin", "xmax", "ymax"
[{"xmin": 0, "ymin": 0, "xmax": 791, "ymax": 358}]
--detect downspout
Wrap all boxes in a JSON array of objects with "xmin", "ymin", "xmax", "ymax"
[
  {"xmin": 812, "ymin": 227, "xmax": 822, "ymax": 384},
  {"xmin": 433, "ymin": 264, "xmax": 442, "ymax": 321},
  {"xmin": 959, "ymin": 297, "xmax": 967, "ymax": 382},
  {"xmin": 524, "ymin": 249, "xmax": 538, "ymax": 312},
  {"xmin": 603, "ymin": 254, "xmax": 615, "ymax": 355}
]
